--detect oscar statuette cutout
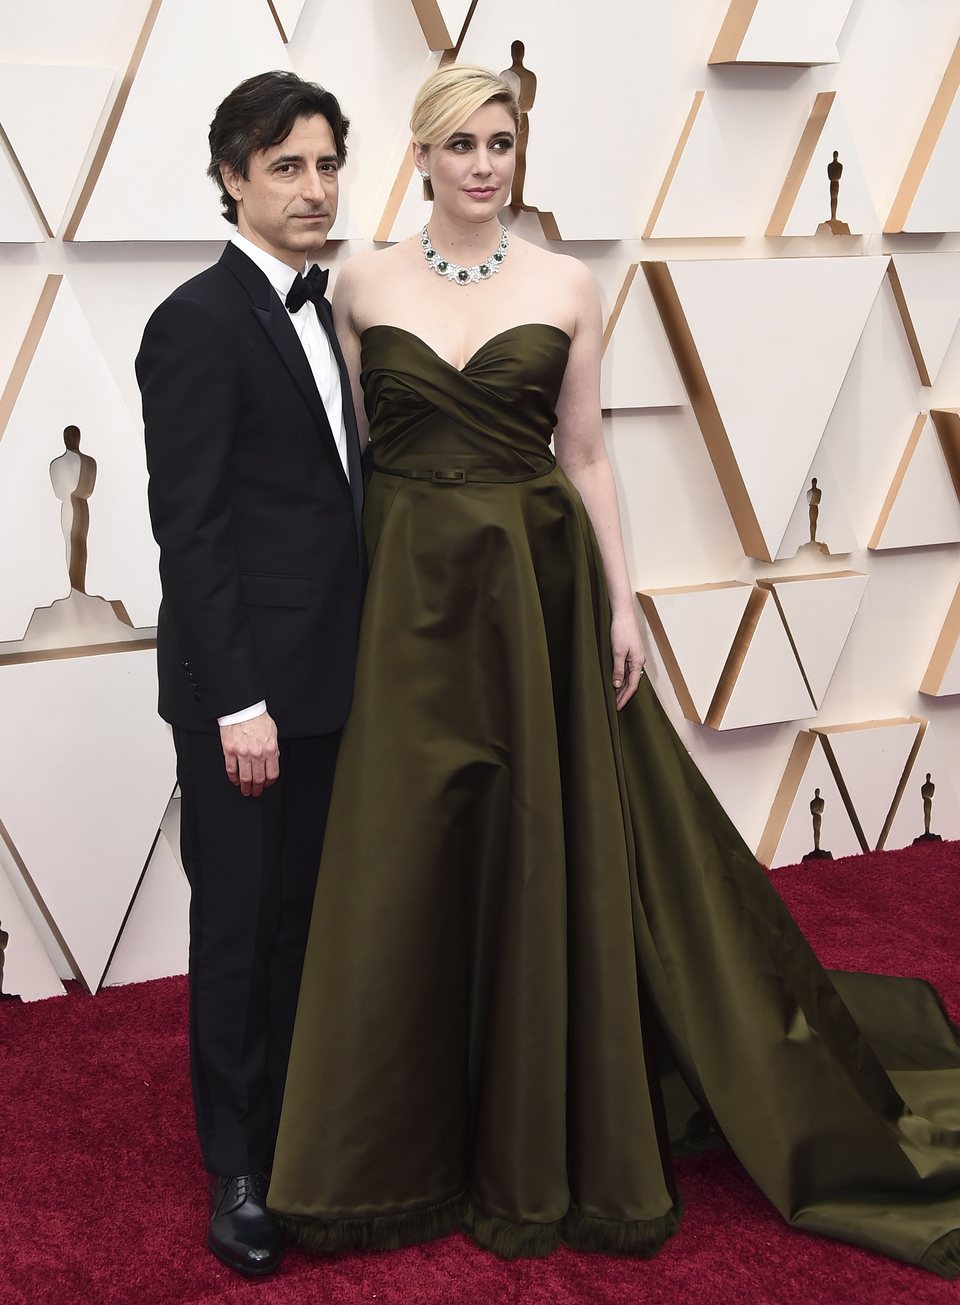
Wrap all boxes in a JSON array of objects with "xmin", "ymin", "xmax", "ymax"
[
  {"xmin": 913, "ymin": 772, "xmax": 943, "ymax": 844},
  {"xmin": 817, "ymin": 151, "xmax": 851, "ymax": 236},
  {"xmin": 802, "ymin": 787, "xmax": 834, "ymax": 861}
]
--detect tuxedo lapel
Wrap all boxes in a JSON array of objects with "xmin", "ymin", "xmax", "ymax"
[
  {"xmin": 316, "ymin": 295, "xmax": 364, "ymax": 526},
  {"xmin": 220, "ymin": 243, "xmax": 351, "ymax": 495}
]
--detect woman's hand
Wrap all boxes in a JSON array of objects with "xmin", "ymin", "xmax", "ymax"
[{"xmin": 611, "ymin": 608, "xmax": 646, "ymax": 710}]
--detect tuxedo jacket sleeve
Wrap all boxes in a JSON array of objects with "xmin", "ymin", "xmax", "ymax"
[{"xmin": 136, "ymin": 245, "xmax": 364, "ymax": 737}]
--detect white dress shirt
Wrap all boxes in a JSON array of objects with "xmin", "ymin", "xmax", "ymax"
[{"xmin": 218, "ymin": 232, "xmax": 350, "ymax": 728}]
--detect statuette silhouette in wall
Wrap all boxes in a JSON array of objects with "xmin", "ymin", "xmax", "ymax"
[
  {"xmin": 496, "ymin": 41, "xmax": 560, "ymax": 239},
  {"xmin": 818, "ymin": 151, "xmax": 851, "ymax": 236},
  {"xmin": 50, "ymin": 425, "xmax": 97, "ymax": 594},
  {"xmin": 806, "ymin": 478, "xmax": 827, "ymax": 552},
  {"xmin": 500, "ymin": 41, "xmax": 536, "ymax": 213},
  {"xmin": 0, "ymin": 919, "xmax": 12, "ymax": 1000},
  {"xmin": 1, "ymin": 423, "xmax": 146, "ymax": 654},
  {"xmin": 913, "ymin": 773, "xmax": 942, "ymax": 844},
  {"xmin": 802, "ymin": 788, "xmax": 834, "ymax": 860}
]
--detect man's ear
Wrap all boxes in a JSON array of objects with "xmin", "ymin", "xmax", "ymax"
[{"xmin": 220, "ymin": 163, "xmax": 243, "ymax": 202}]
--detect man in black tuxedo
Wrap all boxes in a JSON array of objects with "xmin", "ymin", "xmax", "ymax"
[{"xmin": 136, "ymin": 71, "xmax": 363, "ymax": 1277}]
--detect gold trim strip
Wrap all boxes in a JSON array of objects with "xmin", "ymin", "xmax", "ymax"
[
  {"xmin": 766, "ymin": 91, "xmax": 835, "ymax": 237},
  {"xmin": 601, "ymin": 264, "xmax": 638, "ymax": 353},
  {"xmin": 0, "ymin": 638, "xmax": 156, "ymax": 668},
  {"xmin": 886, "ymin": 260, "xmax": 931, "ymax": 386},
  {"xmin": 63, "ymin": 0, "xmax": 164, "ymax": 241},
  {"xmin": 920, "ymin": 582, "xmax": 960, "ymax": 695},
  {"xmin": 868, "ymin": 412, "xmax": 926, "ymax": 549},
  {"xmin": 643, "ymin": 260, "xmax": 768, "ymax": 560},
  {"xmin": 755, "ymin": 729, "xmax": 816, "ymax": 866},
  {"xmin": 709, "ymin": 0, "xmax": 760, "ymax": 64},
  {"xmin": 0, "ymin": 275, "xmax": 62, "ymax": 441},
  {"xmin": 705, "ymin": 585, "xmax": 768, "ymax": 728},
  {"xmin": 643, "ymin": 92, "xmax": 703, "ymax": 239},
  {"xmin": 0, "ymin": 122, "xmax": 51, "ymax": 237},
  {"xmin": 885, "ymin": 38, "xmax": 960, "ymax": 233}
]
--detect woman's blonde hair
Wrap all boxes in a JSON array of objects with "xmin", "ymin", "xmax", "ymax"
[{"xmin": 411, "ymin": 64, "xmax": 521, "ymax": 200}]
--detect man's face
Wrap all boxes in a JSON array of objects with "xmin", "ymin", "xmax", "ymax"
[{"xmin": 221, "ymin": 113, "xmax": 340, "ymax": 269}]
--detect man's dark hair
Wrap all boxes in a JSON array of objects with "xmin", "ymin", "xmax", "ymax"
[{"xmin": 207, "ymin": 70, "xmax": 349, "ymax": 224}]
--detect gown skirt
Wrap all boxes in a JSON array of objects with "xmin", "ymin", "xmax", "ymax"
[{"xmin": 268, "ymin": 324, "xmax": 960, "ymax": 1276}]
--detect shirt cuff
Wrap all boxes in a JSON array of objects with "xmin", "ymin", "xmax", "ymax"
[{"xmin": 217, "ymin": 701, "xmax": 268, "ymax": 726}]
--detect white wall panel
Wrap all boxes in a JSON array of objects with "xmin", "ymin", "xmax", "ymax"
[
  {"xmin": 0, "ymin": 64, "xmax": 114, "ymax": 235},
  {"xmin": 0, "ymin": 649, "xmax": 175, "ymax": 991}
]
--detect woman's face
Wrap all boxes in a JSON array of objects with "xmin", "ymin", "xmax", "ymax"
[{"xmin": 417, "ymin": 100, "xmax": 516, "ymax": 223}]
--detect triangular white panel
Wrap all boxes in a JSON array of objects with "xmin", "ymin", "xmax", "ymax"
[
  {"xmin": 884, "ymin": 727, "xmax": 960, "ymax": 850},
  {"xmin": 103, "ymin": 802, "xmax": 189, "ymax": 987},
  {"xmin": 779, "ymin": 99, "xmax": 878, "ymax": 237},
  {"xmin": 818, "ymin": 720, "xmax": 922, "ymax": 851},
  {"xmin": 645, "ymin": 93, "xmax": 747, "ymax": 239},
  {"xmin": 889, "ymin": 254, "xmax": 960, "ymax": 386},
  {"xmin": 776, "ymin": 451, "xmax": 858, "ymax": 559},
  {"xmin": 72, "ymin": 0, "xmax": 292, "ymax": 240},
  {"xmin": 760, "ymin": 735, "xmax": 862, "ymax": 869},
  {"xmin": 902, "ymin": 79, "xmax": 960, "ymax": 234},
  {"xmin": 666, "ymin": 256, "xmax": 888, "ymax": 561},
  {"xmin": 639, "ymin": 583, "xmax": 753, "ymax": 724},
  {"xmin": 0, "ymin": 135, "xmax": 45, "ymax": 241},
  {"xmin": 920, "ymin": 583, "xmax": 960, "ymax": 697},
  {"xmin": 271, "ymin": 0, "xmax": 309, "ymax": 41},
  {"xmin": 713, "ymin": 0, "xmax": 854, "ymax": 65},
  {"xmin": 928, "ymin": 640, "xmax": 960, "ymax": 696},
  {"xmin": 601, "ymin": 267, "xmax": 686, "ymax": 410},
  {"xmin": 765, "ymin": 572, "xmax": 868, "ymax": 707},
  {"xmin": 870, "ymin": 415, "xmax": 960, "ymax": 550},
  {"xmin": 713, "ymin": 595, "xmax": 815, "ymax": 730},
  {"xmin": 0, "ymin": 858, "xmax": 65, "ymax": 1001},
  {"xmin": 0, "ymin": 64, "xmax": 114, "ymax": 234},
  {"xmin": 412, "ymin": 0, "xmax": 472, "ymax": 48},
  {"xmin": 0, "ymin": 278, "xmax": 160, "ymax": 639},
  {"xmin": 0, "ymin": 650, "xmax": 176, "ymax": 991}
]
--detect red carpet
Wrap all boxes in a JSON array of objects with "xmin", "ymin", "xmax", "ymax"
[{"xmin": 2, "ymin": 840, "xmax": 958, "ymax": 1305}]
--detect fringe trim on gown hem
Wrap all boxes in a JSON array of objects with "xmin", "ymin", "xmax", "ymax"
[
  {"xmin": 278, "ymin": 1194, "xmax": 682, "ymax": 1260},
  {"xmin": 921, "ymin": 1230, "xmax": 960, "ymax": 1280}
]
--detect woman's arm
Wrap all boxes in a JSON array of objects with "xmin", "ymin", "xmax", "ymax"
[
  {"xmin": 553, "ymin": 260, "xmax": 645, "ymax": 710},
  {"xmin": 332, "ymin": 257, "xmax": 370, "ymax": 451}
]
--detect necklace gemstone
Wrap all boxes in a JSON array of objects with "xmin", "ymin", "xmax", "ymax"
[{"xmin": 421, "ymin": 224, "xmax": 509, "ymax": 285}]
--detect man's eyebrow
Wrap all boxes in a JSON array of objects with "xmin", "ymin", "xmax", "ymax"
[{"xmin": 268, "ymin": 152, "xmax": 339, "ymax": 165}]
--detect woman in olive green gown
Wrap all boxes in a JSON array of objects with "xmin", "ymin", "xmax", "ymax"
[{"xmin": 268, "ymin": 66, "xmax": 960, "ymax": 1277}]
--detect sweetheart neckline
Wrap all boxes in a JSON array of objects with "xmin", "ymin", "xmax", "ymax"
[{"xmin": 360, "ymin": 322, "xmax": 571, "ymax": 374}]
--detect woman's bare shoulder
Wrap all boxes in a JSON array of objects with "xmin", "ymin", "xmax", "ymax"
[{"xmin": 515, "ymin": 237, "xmax": 595, "ymax": 296}]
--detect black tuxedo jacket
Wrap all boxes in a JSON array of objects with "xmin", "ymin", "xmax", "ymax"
[{"xmin": 136, "ymin": 241, "xmax": 364, "ymax": 737}]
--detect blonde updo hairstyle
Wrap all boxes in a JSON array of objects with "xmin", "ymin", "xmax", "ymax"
[{"xmin": 411, "ymin": 64, "xmax": 521, "ymax": 201}]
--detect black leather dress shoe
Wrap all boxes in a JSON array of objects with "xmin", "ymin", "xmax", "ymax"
[{"xmin": 208, "ymin": 1172, "xmax": 282, "ymax": 1277}]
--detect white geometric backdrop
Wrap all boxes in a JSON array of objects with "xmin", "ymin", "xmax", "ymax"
[{"xmin": 3, "ymin": 0, "xmax": 960, "ymax": 1000}]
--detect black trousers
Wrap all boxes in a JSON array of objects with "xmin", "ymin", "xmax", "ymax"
[{"xmin": 174, "ymin": 726, "xmax": 340, "ymax": 1176}]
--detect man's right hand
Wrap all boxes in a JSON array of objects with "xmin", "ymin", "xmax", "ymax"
[{"xmin": 219, "ymin": 712, "xmax": 280, "ymax": 797}]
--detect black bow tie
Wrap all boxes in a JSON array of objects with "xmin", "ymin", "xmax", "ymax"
[{"xmin": 285, "ymin": 264, "xmax": 329, "ymax": 313}]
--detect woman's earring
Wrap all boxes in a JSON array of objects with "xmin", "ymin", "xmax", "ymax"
[{"xmin": 417, "ymin": 168, "xmax": 430, "ymax": 180}]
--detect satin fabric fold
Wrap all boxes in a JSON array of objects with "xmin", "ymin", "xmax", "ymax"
[{"xmin": 269, "ymin": 324, "xmax": 960, "ymax": 1276}]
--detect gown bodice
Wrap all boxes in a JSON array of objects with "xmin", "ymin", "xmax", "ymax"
[{"xmin": 360, "ymin": 323, "xmax": 570, "ymax": 481}]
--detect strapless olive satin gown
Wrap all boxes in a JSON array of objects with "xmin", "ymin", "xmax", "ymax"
[{"xmin": 269, "ymin": 324, "xmax": 960, "ymax": 1276}]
